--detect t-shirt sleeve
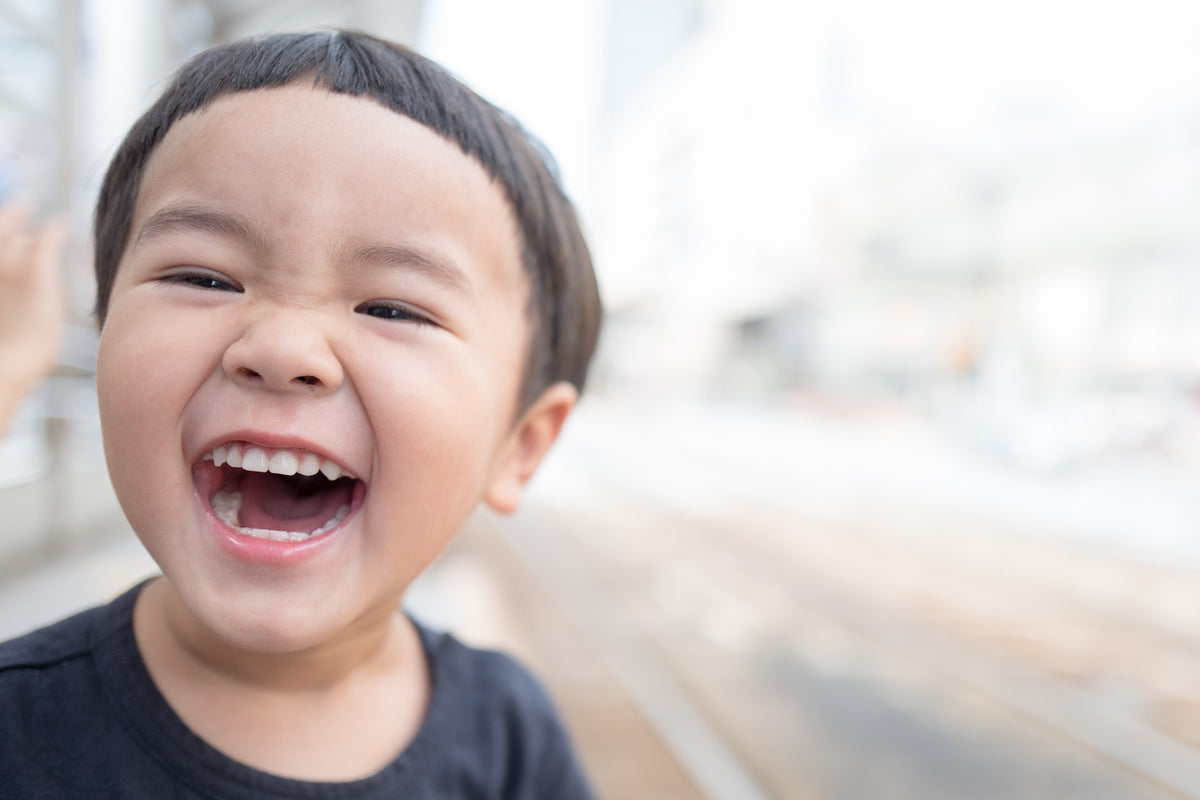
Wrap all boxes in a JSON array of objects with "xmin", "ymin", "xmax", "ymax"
[
  {"xmin": 488, "ymin": 651, "xmax": 598, "ymax": 800},
  {"xmin": 519, "ymin": 673, "xmax": 595, "ymax": 800},
  {"xmin": 535, "ymin": 728, "xmax": 596, "ymax": 800},
  {"xmin": 432, "ymin": 632, "xmax": 598, "ymax": 800}
]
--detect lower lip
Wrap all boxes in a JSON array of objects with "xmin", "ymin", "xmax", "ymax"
[{"xmin": 202, "ymin": 482, "xmax": 366, "ymax": 567}]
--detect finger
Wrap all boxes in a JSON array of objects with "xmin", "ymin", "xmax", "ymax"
[
  {"xmin": 0, "ymin": 200, "xmax": 36, "ymax": 277},
  {"xmin": 0, "ymin": 229, "xmax": 34, "ymax": 280},
  {"xmin": 1, "ymin": 213, "xmax": 62, "ymax": 283},
  {"xmin": 0, "ymin": 199, "xmax": 32, "ymax": 244},
  {"xmin": 28, "ymin": 218, "xmax": 66, "ymax": 300}
]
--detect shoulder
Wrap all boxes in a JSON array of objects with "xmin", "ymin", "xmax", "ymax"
[
  {"xmin": 421, "ymin": 624, "xmax": 557, "ymax": 721},
  {"xmin": 0, "ymin": 582, "xmax": 141, "ymax": 696},
  {"xmin": 0, "ymin": 584, "xmax": 185, "ymax": 797},
  {"xmin": 0, "ymin": 582, "xmax": 141, "ymax": 672},
  {"xmin": 414, "ymin": 622, "xmax": 596, "ymax": 799},
  {"xmin": 0, "ymin": 603, "xmax": 108, "ymax": 672},
  {"xmin": 0, "ymin": 596, "xmax": 118, "ymax": 760}
]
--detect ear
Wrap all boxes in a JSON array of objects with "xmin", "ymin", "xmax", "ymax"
[{"xmin": 483, "ymin": 381, "xmax": 578, "ymax": 515}]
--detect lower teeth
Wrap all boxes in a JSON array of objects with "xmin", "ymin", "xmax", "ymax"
[{"xmin": 210, "ymin": 489, "xmax": 350, "ymax": 542}]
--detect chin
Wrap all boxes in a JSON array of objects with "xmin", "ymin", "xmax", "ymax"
[{"xmin": 172, "ymin": 578, "xmax": 350, "ymax": 656}]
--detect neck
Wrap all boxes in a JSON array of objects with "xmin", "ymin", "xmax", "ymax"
[
  {"xmin": 134, "ymin": 577, "xmax": 416, "ymax": 694},
  {"xmin": 130, "ymin": 577, "xmax": 431, "ymax": 781}
]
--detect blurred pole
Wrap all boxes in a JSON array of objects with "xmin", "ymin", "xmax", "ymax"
[
  {"xmin": 43, "ymin": 0, "xmax": 79, "ymax": 556},
  {"xmin": 53, "ymin": 0, "xmax": 77, "ymax": 212}
]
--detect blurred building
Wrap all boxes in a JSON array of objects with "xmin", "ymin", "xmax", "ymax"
[
  {"xmin": 594, "ymin": 0, "xmax": 839, "ymax": 402},
  {"xmin": 592, "ymin": 0, "xmax": 1200, "ymax": 470},
  {"xmin": 842, "ymin": 111, "xmax": 1200, "ymax": 469}
]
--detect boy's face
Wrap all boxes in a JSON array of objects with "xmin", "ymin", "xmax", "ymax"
[{"xmin": 97, "ymin": 86, "xmax": 546, "ymax": 653}]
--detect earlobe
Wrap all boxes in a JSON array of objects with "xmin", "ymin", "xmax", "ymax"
[{"xmin": 483, "ymin": 382, "xmax": 578, "ymax": 515}]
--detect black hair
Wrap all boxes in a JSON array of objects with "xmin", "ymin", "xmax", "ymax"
[{"xmin": 94, "ymin": 30, "xmax": 601, "ymax": 410}]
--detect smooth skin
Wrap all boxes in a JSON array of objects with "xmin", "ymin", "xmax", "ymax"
[{"xmin": 97, "ymin": 85, "xmax": 576, "ymax": 781}]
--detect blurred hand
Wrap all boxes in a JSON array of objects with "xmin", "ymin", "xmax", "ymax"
[{"xmin": 0, "ymin": 200, "xmax": 65, "ymax": 435}]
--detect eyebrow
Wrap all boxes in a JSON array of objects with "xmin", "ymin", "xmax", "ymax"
[
  {"xmin": 133, "ymin": 203, "xmax": 268, "ymax": 253},
  {"xmin": 133, "ymin": 202, "xmax": 473, "ymax": 294},
  {"xmin": 348, "ymin": 241, "xmax": 473, "ymax": 295}
]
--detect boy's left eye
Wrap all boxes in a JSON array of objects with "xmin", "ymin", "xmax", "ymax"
[
  {"xmin": 355, "ymin": 302, "xmax": 434, "ymax": 326},
  {"xmin": 158, "ymin": 270, "xmax": 241, "ymax": 292}
]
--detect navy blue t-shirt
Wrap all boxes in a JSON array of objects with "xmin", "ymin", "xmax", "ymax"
[{"xmin": 0, "ymin": 582, "xmax": 596, "ymax": 799}]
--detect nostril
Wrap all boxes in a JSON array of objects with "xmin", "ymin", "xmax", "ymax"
[
  {"xmin": 295, "ymin": 375, "xmax": 320, "ymax": 386},
  {"xmin": 239, "ymin": 368, "xmax": 263, "ymax": 381}
]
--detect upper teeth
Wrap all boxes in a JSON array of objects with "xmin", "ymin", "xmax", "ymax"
[{"xmin": 204, "ymin": 443, "xmax": 354, "ymax": 480}]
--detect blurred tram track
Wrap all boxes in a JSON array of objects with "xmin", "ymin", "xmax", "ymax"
[{"xmin": 439, "ymin": 404, "xmax": 1200, "ymax": 799}]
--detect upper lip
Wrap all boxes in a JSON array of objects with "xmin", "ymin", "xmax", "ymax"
[{"xmin": 193, "ymin": 430, "xmax": 361, "ymax": 480}]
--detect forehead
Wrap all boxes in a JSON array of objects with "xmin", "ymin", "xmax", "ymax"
[{"xmin": 132, "ymin": 85, "xmax": 526, "ymax": 298}]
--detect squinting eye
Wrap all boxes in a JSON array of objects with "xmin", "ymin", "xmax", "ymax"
[
  {"xmin": 159, "ymin": 271, "xmax": 240, "ymax": 292},
  {"xmin": 356, "ymin": 302, "xmax": 434, "ymax": 326},
  {"xmin": 185, "ymin": 276, "xmax": 235, "ymax": 291}
]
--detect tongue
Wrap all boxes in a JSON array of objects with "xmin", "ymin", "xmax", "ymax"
[{"xmin": 236, "ymin": 472, "xmax": 353, "ymax": 533}]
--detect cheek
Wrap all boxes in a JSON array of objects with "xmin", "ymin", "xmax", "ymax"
[
  {"xmin": 352, "ymin": 395, "xmax": 488, "ymax": 591},
  {"xmin": 99, "ymin": 308, "xmax": 182, "ymax": 436},
  {"xmin": 366, "ymin": 376, "xmax": 492, "ymax": 497},
  {"xmin": 96, "ymin": 306, "xmax": 209, "ymax": 523},
  {"xmin": 353, "ymin": 344, "xmax": 515, "ymax": 520}
]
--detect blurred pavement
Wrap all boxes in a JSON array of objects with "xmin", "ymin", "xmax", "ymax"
[{"xmin": 1, "ymin": 399, "xmax": 1198, "ymax": 799}]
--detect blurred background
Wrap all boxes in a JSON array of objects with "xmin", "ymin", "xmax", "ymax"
[{"xmin": 2, "ymin": 0, "xmax": 1200, "ymax": 797}]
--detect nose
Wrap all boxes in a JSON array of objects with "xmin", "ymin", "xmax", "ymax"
[{"xmin": 222, "ymin": 308, "xmax": 343, "ymax": 395}]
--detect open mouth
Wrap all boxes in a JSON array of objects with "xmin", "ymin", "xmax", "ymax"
[{"xmin": 198, "ymin": 443, "xmax": 360, "ymax": 543}]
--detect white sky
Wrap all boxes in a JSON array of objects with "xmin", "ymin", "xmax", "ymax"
[
  {"xmin": 419, "ymin": 0, "xmax": 604, "ymax": 214},
  {"xmin": 420, "ymin": 0, "xmax": 1200, "ymax": 157},
  {"xmin": 840, "ymin": 0, "xmax": 1200, "ymax": 137}
]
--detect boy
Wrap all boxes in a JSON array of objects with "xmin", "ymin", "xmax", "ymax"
[{"xmin": 0, "ymin": 30, "xmax": 602, "ymax": 798}]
